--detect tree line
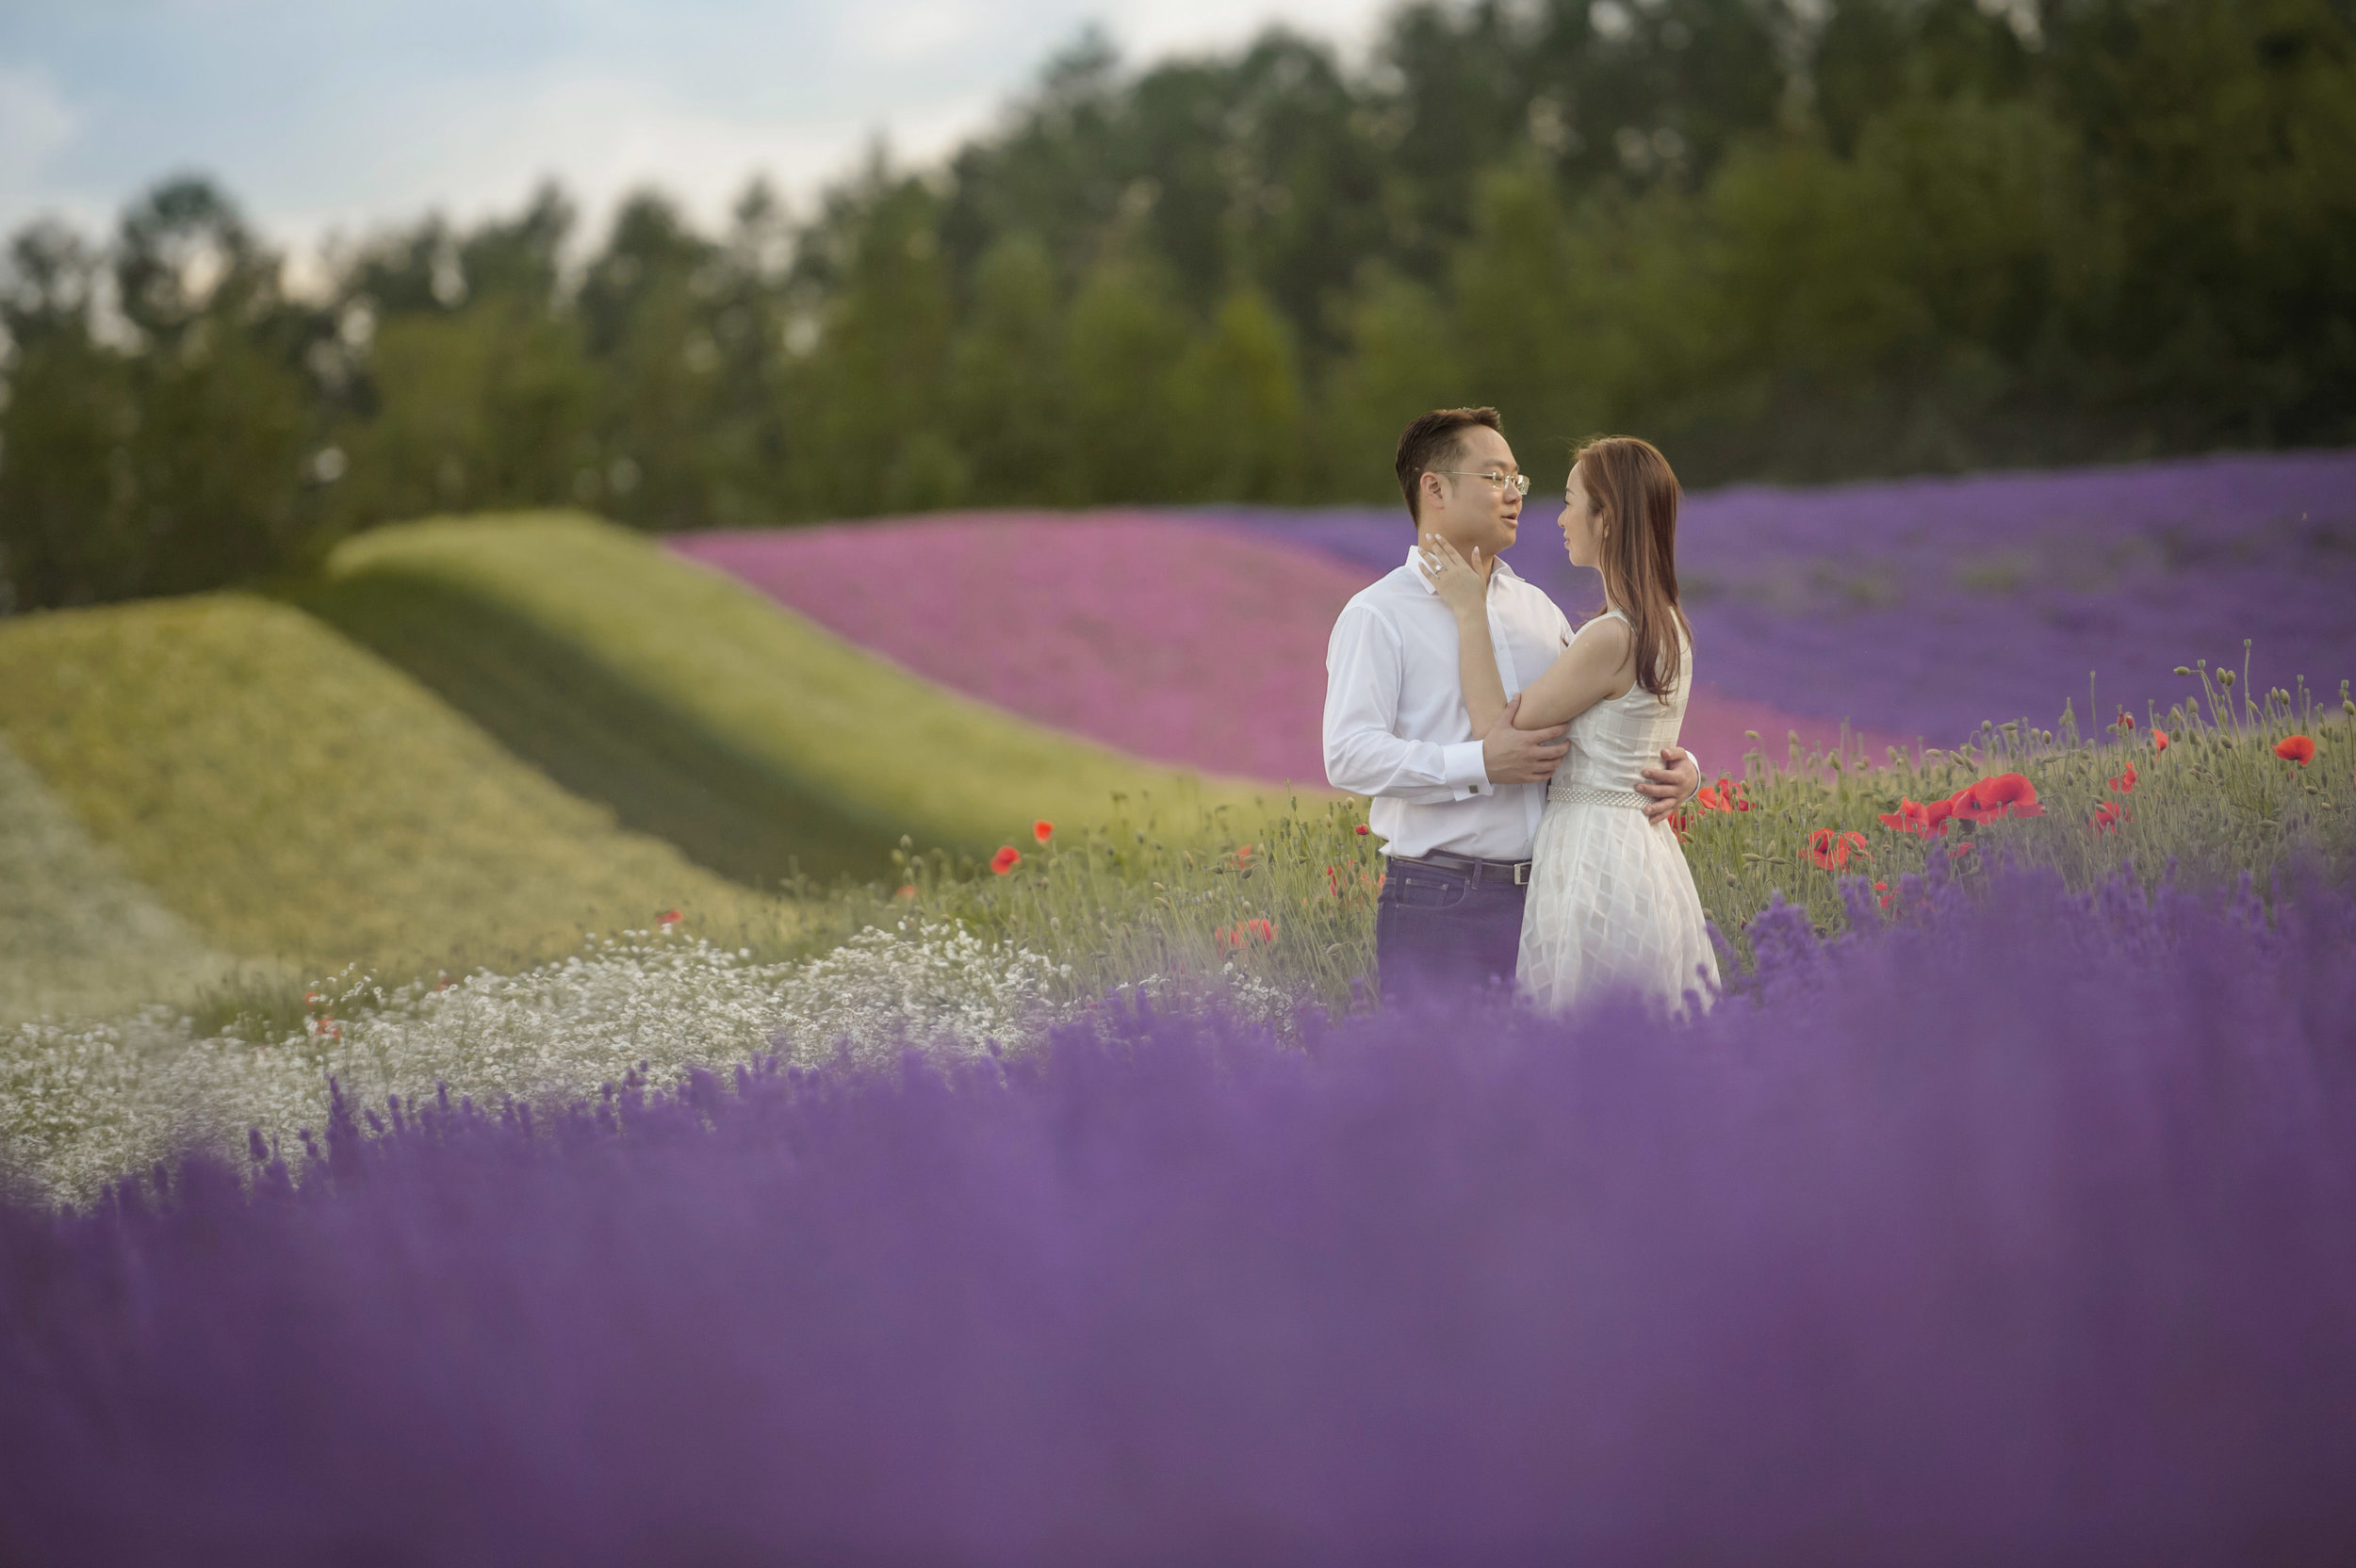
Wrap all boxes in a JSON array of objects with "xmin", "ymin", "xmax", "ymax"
[{"xmin": 4, "ymin": 0, "xmax": 2352, "ymax": 609}]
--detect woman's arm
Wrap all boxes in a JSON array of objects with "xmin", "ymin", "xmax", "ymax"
[
  {"xmin": 1511, "ymin": 616, "xmax": 1636, "ymax": 729},
  {"xmin": 1419, "ymin": 536, "xmax": 1511, "ymax": 734},
  {"xmin": 1420, "ymin": 537, "xmax": 1639, "ymax": 732}
]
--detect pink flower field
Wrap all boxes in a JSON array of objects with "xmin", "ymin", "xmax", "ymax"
[{"xmin": 670, "ymin": 514, "xmax": 1881, "ymax": 786}]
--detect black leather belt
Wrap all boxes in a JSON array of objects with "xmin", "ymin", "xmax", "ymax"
[{"xmin": 1392, "ymin": 849, "xmax": 1534, "ymax": 887}]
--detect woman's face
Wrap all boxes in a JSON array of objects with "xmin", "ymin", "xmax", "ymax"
[{"xmin": 1561, "ymin": 463, "xmax": 1603, "ymax": 568}]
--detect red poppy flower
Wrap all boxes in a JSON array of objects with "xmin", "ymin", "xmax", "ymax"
[
  {"xmin": 1948, "ymin": 773, "xmax": 2044, "ymax": 823},
  {"xmin": 1873, "ymin": 880, "xmax": 1893, "ymax": 910},
  {"xmin": 1032, "ymin": 820, "xmax": 1054, "ymax": 843},
  {"xmin": 1948, "ymin": 841, "xmax": 1976, "ymax": 859},
  {"xmin": 990, "ymin": 846, "xmax": 1022, "ymax": 874},
  {"xmin": 1696, "ymin": 776, "xmax": 1743, "ymax": 813},
  {"xmin": 658, "ymin": 907, "xmax": 682, "ymax": 927},
  {"xmin": 1807, "ymin": 828, "xmax": 1871, "ymax": 871},
  {"xmin": 1876, "ymin": 796, "xmax": 1955, "ymax": 837},
  {"xmin": 1354, "ymin": 823, "xmax": 1371, "ymax": 835},
  {"xmin": 2107, "ymin": 762, "xmax": 2137, "ymax": 793},
  {"xmin": 2091, "ymin": 800, "xmax": 2125, "ymax": 834},
  {"xmin": 2117, "ymin": 710, "xmax": 2135, "ymax": 732},
  {"xmin": 1215, "ymin": 918, "xmax": 1278, "ymax": 952},
  {"xmin": 2151, "ymin": 728, "xmax": 2169, "ymax": 752},
  {"xmin": 2275, "ymin": 735, "xmax": 2315, "ymax": 766}
]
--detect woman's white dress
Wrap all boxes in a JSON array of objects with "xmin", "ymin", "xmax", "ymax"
[{"xmin": 1517, "ymin": 610, "xmax": 1721, "ymax": 1016}]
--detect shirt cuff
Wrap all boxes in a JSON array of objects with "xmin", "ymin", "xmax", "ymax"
[{"xmin": 1441, "ymin": 739, "xmax": 1492, "ymax": 798}]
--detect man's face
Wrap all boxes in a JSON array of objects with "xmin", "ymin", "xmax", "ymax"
[{"xmin": 1421, "ymin": 426, "xmax": 1522, "ymax": 559}]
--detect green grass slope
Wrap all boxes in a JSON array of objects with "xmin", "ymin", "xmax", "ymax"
[
  {"xmin": 303, "ymin": 512, "xmax": 1285, "ymax": 885},
  {"xmin": 0, "ymin": 596, "xmax": 780, "ymax": 983},
  {"xmin": 0, "ymin": 732, "xmax": 258, "ymax": 1022}
]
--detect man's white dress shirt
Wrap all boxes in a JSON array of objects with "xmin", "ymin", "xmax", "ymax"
[{"xmin": 1323, "ymin": 547, "xmax": 1575, "ymax": 862}]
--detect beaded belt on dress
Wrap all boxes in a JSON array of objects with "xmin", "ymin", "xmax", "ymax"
[{"xmin": 1547, "ymin": 780, "xmax": 1650, "ymax": 809}]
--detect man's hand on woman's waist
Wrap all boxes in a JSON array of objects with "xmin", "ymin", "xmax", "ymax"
[
  {"xmin": 1481, "ymin": 694, "xmax": 1572, "ymax": 786},
  {"xmin": 1638, "ymin": 748, "xmax": 1701, "ymax": 823}
]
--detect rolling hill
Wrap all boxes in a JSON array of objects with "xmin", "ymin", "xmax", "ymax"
[
  {"xmin": 0, "ymin": 594, "xmax": 779, "ymax": 986},
  {"xmin": 303, "ymin": 512, "xmax": 1284, "ymax": 888}
]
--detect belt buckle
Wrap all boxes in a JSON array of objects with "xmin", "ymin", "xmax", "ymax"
[{"xmin": 1513, "ymin": 860, "xmax": 1532, "ymax": 887}]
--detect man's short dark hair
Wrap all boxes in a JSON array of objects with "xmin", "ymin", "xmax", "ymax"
[{"xmin": 1395, "ymin": 407, "xmax": 1503, "ymax": 522}]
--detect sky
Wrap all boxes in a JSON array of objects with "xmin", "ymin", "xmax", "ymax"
[{"xmin": 0, "ymin": 0, "xmax": 1393, "ymax": 263}]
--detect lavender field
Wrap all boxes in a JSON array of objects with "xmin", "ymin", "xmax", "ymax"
[
  {"xmin": 6, "ymin": 867, "xmax": 2353, "ymax": 1565},
  {"xmin": 1219, "ymin": 448, "xmax": 2356, "ymax": 754},
  {"xmin": 683, "ymin": 449, "xmax": 2356, "ymax": 782}
]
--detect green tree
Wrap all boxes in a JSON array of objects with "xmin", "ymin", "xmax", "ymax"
[
  {"xmin": 1168, "ymin": 287, "xmax": 1307, "ymax": 501},
  {"xmin": 1450, "ymin": 162, "xmax": 1600, "ymax": 451},
  {"xmin": 0, "ymin": 180, "xmax": 312, "ymax": 607},
  {"xmin": 0, "ymin": 220, "xmax": 142, "ymax": 608},
  {"xmin": 331, "ymin": 301, "xmax": 599, "ymax": 527},
  {"xmin": 1063, "ymin": 255, "xmax": 1189, "ymax": 501},
  {"xmin": 578, "ymin": 191, "xmax": 729, "ymax": 530},
  {"xmin": 1317, "ymin": 266, "xmax": 1469, "ymax": 500},
  {"xmin": 790, "ymin": 172, "xmax": 963, "ymax": 514},
  {"xmin": 947, "ymin": 233, "xmax": 1075, "ymax": 504}
]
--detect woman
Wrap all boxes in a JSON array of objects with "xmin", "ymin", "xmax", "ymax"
[{"xmin": 1420, "ymin": 435, "xmax": 1719, "ymax": 1015}]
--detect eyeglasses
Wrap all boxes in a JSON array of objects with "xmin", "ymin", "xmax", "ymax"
[{"xmin": 1432, "ymin": 469, "xmax": 1531, "ymax": 497}]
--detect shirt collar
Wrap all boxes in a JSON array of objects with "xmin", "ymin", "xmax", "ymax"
[{"xmin": 1404, "ymin": 546, "xmax": 1520, "ymax": 595}]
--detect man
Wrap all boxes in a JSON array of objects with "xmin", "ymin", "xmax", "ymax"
[{"xmin": 1323, "ymin": 407, "xmax": 1701, "ymax": 1000}]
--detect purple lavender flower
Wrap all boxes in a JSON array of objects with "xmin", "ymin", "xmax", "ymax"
[
  {"xmin": 1217, "ymin": 448, "xmax": 2356, "ymax": 748},
  {"xmin": 3, "ymin": 871, "xmax": 2352, "ymax": 1563}
]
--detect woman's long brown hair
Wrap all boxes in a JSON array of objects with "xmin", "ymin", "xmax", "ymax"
[{"xmin": 1572, "ymin": 434, "xmax": 1691, "ymax": 702}]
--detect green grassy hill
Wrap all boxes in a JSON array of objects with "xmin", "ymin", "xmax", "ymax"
[
  {"xmin": 0, "ymin": 732, "xmax": 261, "ymax": 1022},
  {"xmin": 0, "ymin": 595, "xmax": 780, "ymax": 987},
  {"xmin": 303, "ymin": 512, "xmax": 1284, "ymax": 886}
]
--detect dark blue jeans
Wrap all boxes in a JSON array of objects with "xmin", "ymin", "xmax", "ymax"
[{"xmin": 1374, "ymin": 858, "xmax": 1529, "ymax": 1004}]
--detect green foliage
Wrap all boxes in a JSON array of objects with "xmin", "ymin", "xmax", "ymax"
[
  {"xmin": 303, "ymin": 512, "xmax": 1291, "ymax": 884},
  {"xmin": 0, "ymin": 593, "xmax": 780, "ymax": 984},
  {"xmin": 1169, "ymin": 289, "xmax": 1307, "ymax": 501},
  {"xmin": 803, "ymin": 701, "xmax": 2351, "ymax": 1016},
  {"xmin": 5, "ymin": 0, "xmax": 2355, "ymax": 609},
  {"xmin": 334, "ymin": 300, "xmax": 600, "ymax": 524},
  {"xmin": 1682, "ymin": 711, "xmax": 2348, "ymax": 964},
  {"xmin": 1063, "ymin": 255, "xmax": 1192, "ymax": 500},
  {"xmin": 0, "ymin": 182, "xmax": 316, "ymax": 608},
  {"xmin": 944, "ymin": 234, "xmax": 1072, "ymax": 504},
  {"xmin": 811, "ymin": 797, "xmax": 1384, "ymax": 1020}
]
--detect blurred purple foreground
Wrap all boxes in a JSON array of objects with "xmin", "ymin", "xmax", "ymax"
[{"xmin": 7, "ymin": 871, "xmax": 2354, "ymax": 1566}]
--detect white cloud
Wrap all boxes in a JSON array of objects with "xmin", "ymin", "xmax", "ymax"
[
  {"xmin": 851, "ymin": 0, "xmax": 995, "ymax": 63},
  {"xmin": 0, "ymin": 0, "xmax": 1397, "ymax": 255},
  {"xmin": 0, "ymin": 61, "xmax": 80, "ymax": 212}
]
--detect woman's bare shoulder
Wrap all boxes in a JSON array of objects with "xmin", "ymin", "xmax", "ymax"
[{"xmin": 1570, "ymin": 611, "xmax": 1633, "ymax": 652}]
